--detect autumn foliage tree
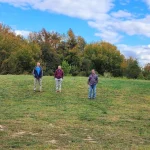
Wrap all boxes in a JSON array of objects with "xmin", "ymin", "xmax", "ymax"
[
  {"xmin": 0, "ymin": 24, "xmax": 40, "ymax": 74},
  {"xmin": 143, "ymin": 63, "xmax": 150, "ymax": 80},
  {"xmin": 0, "ymin": 23, "xmax": 148, "ymax": 79},
  {"xmin": 84, "ymin": 42, "xmax": 124, "ymax": 76}
]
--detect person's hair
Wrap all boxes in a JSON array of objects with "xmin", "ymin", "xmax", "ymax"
[{"xmin": 37, "ymin": 62, "xmax": 40, "ymax": 66}]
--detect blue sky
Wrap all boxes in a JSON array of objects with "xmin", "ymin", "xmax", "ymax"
[{"xmin": 0, "ymin": 0, "xmax": 150, "ymax": 66}]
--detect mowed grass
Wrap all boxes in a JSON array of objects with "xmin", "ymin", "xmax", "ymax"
[{"xmin": 0, "ymin": 75, "xmax": 150, "ymax": 150}]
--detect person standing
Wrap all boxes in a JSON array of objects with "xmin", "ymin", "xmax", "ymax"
[
  {"xmin": 54, "ymin": 66, "xmax": 64, "ymax": 92},
  {"xmin": 88, "ymin": 69, "xmax": 98, "ymax": 99},
  {"xmin": 33, "ymin": 62, "xmax": 43, "ymax": 92}
]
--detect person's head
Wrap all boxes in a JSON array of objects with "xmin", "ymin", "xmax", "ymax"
[
  {"xmin": 91, "ymin": 69, "xmax": 95, "ymax": 74},
  {"xmin": 37, "ymin": 62, "xmax": 40, "ymax": 67},
  {"xmin": 58, "ymin": 66, "xmax": 61, "ymax": 69}
]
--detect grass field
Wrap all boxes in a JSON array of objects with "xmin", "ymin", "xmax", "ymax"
[{"xmin": 0, "ymin": 75, "xmax": 150, "ymax": 150}]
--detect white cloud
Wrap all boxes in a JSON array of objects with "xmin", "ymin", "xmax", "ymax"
[
  {"xmin": 1, "ymin": 0, "xmax": 150, "ymax": 65},
  {"xmin": 95, "ymin": 30, "xmax": 123, "ymax": 43},
  {"xmin": 0, "ymin": 0, "xmax": 114, "ymax": 20},
  {"xmin": 111, "ymin": 16, "xmax": 150, "ymax": 37},
  {"xmin": 15, "ymin": 30, "xmax": 30, "ymax": 37},
  {"xmin": 144, "ymin": 0, "xmax": 150, "ymax": 7},
  {"xmin": 119, "ymin": 0, "xmax": 130, "ymax": 5},
  {"xmin": 111, "ymin": 10, "xmax": 132, "ymax": 18},
  {"xmin": 117, "ymin": 44, "xmax": 150, "ymax": 66},
  {"xmin": 1, "ymin": 0, "xmax": 150, "ymax": 43}
]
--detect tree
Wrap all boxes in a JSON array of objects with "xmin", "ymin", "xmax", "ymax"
[
  {"xmin": 61, "ymin": 60, "xmax": 71, "ymax": 75},
  {"xmin": 76, "ymin": 36, "xmax": 86, "ymax": 51},
  {"xmin": 67, "ymin": 29, "xmax": 77, "ymax": 50},
  {"xmin": 126, "ymin": 57, "xmax": 141, "ymax": 79},
  {"xmin": 84, "ymin": 41, "xmax": 124, "ymax": 76},
  {"xmin": 143, "ymin": 63, "xmax": 150, "ymax": 80},
  {"xmin": 0, "ymin": 23, "xmax": 143, "ymax": 77},
  {"xmin": 0, "ymin": 23, "xmax": 41, "ymax": 74}
]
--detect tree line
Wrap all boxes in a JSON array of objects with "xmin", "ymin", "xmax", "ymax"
[{"xmin": 0, "ymin": 23, "xmax": 150, "ymax": 79}]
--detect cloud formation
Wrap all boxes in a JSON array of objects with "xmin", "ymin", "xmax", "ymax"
[
  {"xmin": 15, "ymin": 30, "xmax": 30, "ymax": 37},
  {"xmin": 117, "ymin": 44, "xmax": 150, "ymax": 66},
  {"xmin": 0, "ymin": 0, "xmax": 150, "ymax": 65},
  {"xmin": 0, "ymin": 0, "xmax": 114, "ymax": 20},
  {"xmin": 1, "ymin": 0, "xmax": 150, "ymax": 43}
]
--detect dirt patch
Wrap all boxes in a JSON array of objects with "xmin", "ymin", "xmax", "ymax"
[
  {"xmin": 0, "ymin": 125, "xmax": 5, "ymax": 131},
  {"xmin": 29, "ymin": 132, "xmax": 38, "ymax": 136},
  {"xmin": 12, "ymin": 131, "xmax": 39, "ymax": 137},
  {"xmin": 84, "ymin": 135, "xmax": 97, "ymax": 143},
  {"xmin": 12, "ymin": 131, "xmax": 26, "ymax": 137},
  {"xmin": 49, "ymin": 123, "xmax": 55, "ymax": 128},
  {"xmin": 59, "ymin": 133, "xmax": 68, "ymax": 137},
  {"xmin": 46, "ymin": 140, "xmax": 57, "ymax": 144}
]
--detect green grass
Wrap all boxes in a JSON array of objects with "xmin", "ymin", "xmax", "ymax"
[{"xmin": 0, "ymin": 75, "xmax": 150, "ymax": 150}]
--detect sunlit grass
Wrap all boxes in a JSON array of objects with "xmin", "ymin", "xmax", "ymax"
[{"xmin": 0, "ymin": 75, "xmax": 150, "ymax": 149}]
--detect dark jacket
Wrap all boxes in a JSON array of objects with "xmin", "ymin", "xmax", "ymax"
[
  {"xmin": 54, "ymin": 69, "xmax": 64, "ymax": 79},
  {"xmin": 33, "ymin": 66, "xmax": 43, "ymax": 79},
  {"xmin": 88, "ymin": 74, "xmax": 98, "ymax": 85}
]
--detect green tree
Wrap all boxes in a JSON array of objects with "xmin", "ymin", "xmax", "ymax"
[
  {"xmin": 126, "ymin": 58, "xmax": 141, "ymax": 79},
  {"xmin": 61, "ymin": 60, "xmax": 71, "ymax": 75},
  {"xmin": 84, "ymin": 41, "xmax": 124, "ymax": 76},
  {"xmin": 67, "ymin": 29, "xmax": 77, "ymax": 50},
  {"xmin": 143, "ymin": 63, "xmax": 150, "ymax": 80}
]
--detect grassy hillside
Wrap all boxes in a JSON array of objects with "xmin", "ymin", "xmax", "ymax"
[{"xmin": 0, "ymin": 75, "xmax": 150, "ymax": 150}]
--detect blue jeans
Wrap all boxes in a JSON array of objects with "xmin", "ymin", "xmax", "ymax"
[{"xmin": 88, "ymin": 84, "xmax": 97, "ymax": 98}]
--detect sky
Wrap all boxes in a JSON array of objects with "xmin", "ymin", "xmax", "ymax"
[{"xmin": 0, "ymin": 0, "xmax": 150, "ymax": 66}]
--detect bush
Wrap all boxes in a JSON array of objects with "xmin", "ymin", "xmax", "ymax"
[
  {"xmin": 78, "ymin": 71, "xmax": 87, "ymax": 76},
  {"xmin": 137, "ymin": 72, "xmax": 145, "ymax": 80},
  {"xmin": 70, "ymin": 65, "xmax": 79, "ymax": 76},
  {"xmin": 44, "ymin": 69, "xmax": 54, "ymax": 76},
  {"xmin": 126, "ymin": 59, "xmax": 141, "ymax": 79},
  {"xmin": 61, "ymin": 60, "xmax": 71, "ymax": 75},
  {"xmin": 104, "ymin": 72, "xmax": 112, "ymax": 78},
  {"xmin": 145, "ymin": 74, "xmax": 150, "ymax": 80}
]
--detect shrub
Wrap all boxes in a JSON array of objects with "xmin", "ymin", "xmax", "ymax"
[
  {"xmin": 71, "ymin": 65, "xmax": 79, "ymax": 76},
  {"xmin": 145, "ymin": 74, "xmax": 150, "ymax": 80},
  {"xmin": 44, "ymin": 69, "xmax": 54, "ymax": 76},
  {"xmin": 104, "ymin": 72, "xmax": 112, "ymax": 78},
  {"xmin": 137, "ymin": 72, "xmax": 145, "ymax": 80},
  {"xmin": 61, "ymin": 60, "xmax": 71, "ymax": 75},
  {"xmin": 78, "ymin": 71, "xmax": 87, "ymax": 76}
]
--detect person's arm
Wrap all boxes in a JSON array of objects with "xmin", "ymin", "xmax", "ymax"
[
  {"xmin": 54, "ymin": 70, "xmax": 57, "ymax": 78},
  {"xmin": 32, "ymin": 69, "xmax": 35, "ymax": 77},
  {"xmin": 41, "ymin": 68, "xmax": 43, "ymax": 78},
  {"xmin": 62, "ymin": 70, "xmax": 64, "ymax": 79},
  {"xmin": 96, "ymin": 75, "xmax": 98, "ymax": 84},
  {"xmin": 87, "ymin": 76, "xmax": 90, "ymax": 85}
]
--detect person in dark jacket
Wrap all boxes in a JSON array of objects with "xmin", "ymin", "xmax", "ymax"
[
  {"xmin": 88, "ymin": 69, "xmax": 98, "ymax": 99},
  {"xmin": 54, "ymin": 66, "xmax": 64, "ymax": 92},
  {"xmin": 33, "ymin": 62, "xmax": 43, "ymax": 92}
]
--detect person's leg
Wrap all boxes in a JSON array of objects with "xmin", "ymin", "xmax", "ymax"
[
  {"xmin": 93, "ymin": 85, "xmax": 97, "ymax": 99},
  {"xmin": 59, "ymin": 78, "xmax": 63, "ymax": 92},
  {"xmin": 55, "ymin": 78, "xmax": 59, "ymax": 91},
  {"xmin": 34, "ymin": 78, "xmax": 37, "ymax": 91},
  {"xmin": 88, "ymin": 85, "xmax": 92, "ymax": 99},
  {"xmin": 39, "ymin": 78, "xmax": 42, "ymax": 92}
]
